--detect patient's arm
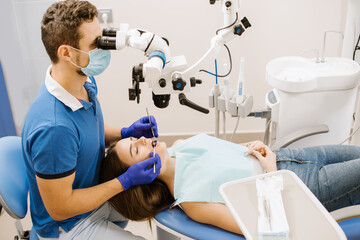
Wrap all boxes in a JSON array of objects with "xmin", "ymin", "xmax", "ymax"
[
  {"xmin": 250, "ymin": 145, "xmax": 277, "ymax": 172},
  {"xmin": 246, "ymin": 140, "xmax": 267, "ymax": 156},
  {"xmin": 180, "ymin": 202, "xmax": 243, "ymax": 235}
]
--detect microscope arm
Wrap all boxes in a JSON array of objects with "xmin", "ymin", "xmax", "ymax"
[
  {"xmin": 117, "ymin": 25, "xmax": 171, "ymax": 62},
  {"xmin": 171, "ymin": 27, "xmax": 237, "ymax": 81},
  {"xmin": 112, "ymin": 24, "xmax": 171, "ymax": 60},
  {"xmin": 171, "ymin": 0, "xmax": 248, "ymax": 82},
  {"xmin": 96, "ymin": 0, "xmax": 250, "ymax": 113},
  {"xmin": 98, "ymin": 23, "xmax": 171, "ymax": 85}
]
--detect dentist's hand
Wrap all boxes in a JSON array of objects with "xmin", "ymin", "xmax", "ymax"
[
  {"xmin": 121, "ymin": 116, "xmax": 158, "ymax": 139},
  {"xmin": 117, "ymin": 152, "xmax": 161, "ymax": 191}
]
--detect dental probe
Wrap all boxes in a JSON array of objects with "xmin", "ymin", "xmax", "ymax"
[
  {"xmin": 152, "ymin": 146, "xmax": 156, "ymax": 173},
  {"xmin": 146, "ymin": 108, "xmax": 157, "ymax": 173}
]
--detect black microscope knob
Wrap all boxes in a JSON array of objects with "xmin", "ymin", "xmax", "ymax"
[
  {"xmin": 159, "ymin": 78, "xmax": 167, "ymax": 88},
  {"xmin": 172, "ymin": 78, "xmax": 187, "ymax": 91},
  {"xmin": 234, "ymin": 24, "xmax": 245, "ymax": 36}
]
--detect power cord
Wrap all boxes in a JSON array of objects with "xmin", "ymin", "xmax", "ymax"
[
  {"xmin": 216, "ymin": 13, "xmax": 238, "ymax": 35},
  {"xmin": 353, "ymin": 33, "xmax": 360, "ymax": 62},
  {"xmin": 339, "ymin": 123, "xmax": 360, "ymax": 145},
  {"xmin": 200, "ymin": 12, "xmax": 241, "ymax": 78},
  {"xmin": 230, "ymin": 115, "xmax": 240, "ymax": 142},
  {"xmin": 200, "ymin": 44, "xmax": 232, "ymax": 77},
  {"xmin": 230, "ymin": 110, "xmax": 271, "ymax": 143}
]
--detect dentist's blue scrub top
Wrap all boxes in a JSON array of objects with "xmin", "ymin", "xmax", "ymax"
[{"xmin": 22, "ymin": 66, "xmax": 105, "ymax": 238}]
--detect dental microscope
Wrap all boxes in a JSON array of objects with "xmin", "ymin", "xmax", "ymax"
[{"xmin": 95, "ymin": 0, "xmax": 251, "ymax": 114}]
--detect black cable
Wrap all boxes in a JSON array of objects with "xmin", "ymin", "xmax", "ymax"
[
  {"xmin": 216, "ymin": 13, "xmax": 238, "ymax": 35},
  {"xmin": 353, "ymin": 33, "xmax": 360, "ymax": 61},
  {"xmin": 199, "ymin": 44, "xmax": 232, "ymax": 77},
  {"xmin": 144, "ymin": 34, "xmax": 155, "ymax": 53}
]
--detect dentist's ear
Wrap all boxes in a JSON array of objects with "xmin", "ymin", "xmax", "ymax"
[{"xmin": 57, "ymin": 45, "xmax": 72, "ymax": 62}]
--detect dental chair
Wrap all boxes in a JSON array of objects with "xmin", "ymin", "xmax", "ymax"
[
  {"xmin": 154, "ymin": 190, "xmax": 360, "ymax": 240},
  {"xmin": 0, "ymin": 136, "xmax": 38, "ymax": 240},
  {"xmin": 154, "ymin": 207, "xmax": 245, "ymax": 240},
  {"xmin": 154, "ymin": 176, "xmax": 360, "ymax": 240},
  {"xmin": 0, "ymin": 136, "xmax": 129, "ymax": 240}
]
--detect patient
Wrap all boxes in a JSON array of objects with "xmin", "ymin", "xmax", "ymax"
[{"xmin": 100, "ymin": 133, "xmax": 360, "ymax": 235}]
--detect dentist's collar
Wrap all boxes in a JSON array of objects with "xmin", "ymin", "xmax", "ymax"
[{"xmin": 45, "ymin": 65, "xmax": 92, "ymax": 112}]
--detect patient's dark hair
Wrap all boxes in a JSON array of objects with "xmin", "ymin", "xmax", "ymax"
[{"xmin": 100, "ymin": 142, "xmax": 175, "ymax": 222}]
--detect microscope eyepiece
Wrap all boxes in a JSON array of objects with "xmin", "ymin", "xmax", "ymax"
[
  {"xmin": 96, "ymin": 36, "xmax": 116, "ymax": 50},
  {"xmin": 102, "ymin": 28, "xmax": 118, "ymax": 37}
]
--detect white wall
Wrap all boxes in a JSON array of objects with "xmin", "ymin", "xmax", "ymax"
[
  {"xmin": 91, "ymin": 0, "xmax": 348, "ymax": 137},
  {"xmin": 0, "ymin": 0, "xmax": 55, "ymax": 135},
  {"xmin": 1, "ymin": 0, "xmax": 348, "ymax": 137},
  {"xmin": 342, "ymin": 0, "xmax": 360, "ymax": 59}
]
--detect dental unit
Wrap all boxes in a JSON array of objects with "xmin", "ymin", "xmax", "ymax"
[{"xmin": 265, "ymin": 30, "xmax": 360, "ymax": 149}]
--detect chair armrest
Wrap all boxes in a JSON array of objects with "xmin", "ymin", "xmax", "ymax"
[
  {"xmin": 330, "ymin": 205, "xmax": 360, "ymax": 222},
  {"xmin": 271, "ymin": 125, "xmax": 329, "ymax": 151}
]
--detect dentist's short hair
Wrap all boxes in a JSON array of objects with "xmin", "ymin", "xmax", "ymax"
[{"xmin": 41, "ymin": 0, "xmax": 98, "ymax": 63}]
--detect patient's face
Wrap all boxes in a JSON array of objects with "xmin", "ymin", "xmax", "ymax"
[{"xmin": 115, "ymin": 137, "xmax": 167, "ymax": 167}]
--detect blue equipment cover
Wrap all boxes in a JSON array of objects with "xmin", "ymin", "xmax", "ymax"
[{"xmin": 0, "ymin": 61, "xmax": 16, "ymax": 137}]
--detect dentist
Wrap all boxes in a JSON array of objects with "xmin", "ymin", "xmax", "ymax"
[{"xmin": 21, "ymin": 0, "xmax": 160, "ymax": 239}]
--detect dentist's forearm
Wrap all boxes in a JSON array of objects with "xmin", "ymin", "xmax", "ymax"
[
  {"xmin": 60, "ymin": 179, "xmax": 124, "ymax": 220},
  {"xmin": 37, "ymin": 175, "xmax": 124, "ymax": 221},
  {"xmin": 104, "ymin": 123, "xmax": 122, "ymax": 146}
]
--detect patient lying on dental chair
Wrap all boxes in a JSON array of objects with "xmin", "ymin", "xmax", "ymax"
[{"xmin": 100, "ymin": 133, "xmax": 360, "ymax": 235}]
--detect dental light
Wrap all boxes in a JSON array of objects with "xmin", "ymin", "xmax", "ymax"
[{"xmin": 96, "ymin": 0, "xmax": 251, "ymax": 113}]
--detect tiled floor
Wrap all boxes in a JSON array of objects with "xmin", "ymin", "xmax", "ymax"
[{"xmin": 0, "ymin": 209, "xmax": 156, "ymax": 240}]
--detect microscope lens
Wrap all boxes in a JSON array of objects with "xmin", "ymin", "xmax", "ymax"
[
  {"xmin": 102, "ymin": 28, "xmax": 118, "ymax": 37},
  {"xmin": 96, "ymin": 36, "xmax": 116, "ymax": 50}
]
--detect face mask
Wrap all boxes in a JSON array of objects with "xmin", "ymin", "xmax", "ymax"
[{"xmin": 68, "ymin": 46, "xmax": 111, "ymax": 76}]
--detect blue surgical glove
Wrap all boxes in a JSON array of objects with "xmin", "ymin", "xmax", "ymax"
[
  {"xmin": 117, "ymin": 152, "xmax": 161, "ymax": 190},
  {"xmin": 121, "ymin": 116, "xmax": 158, "ymax": 139}
]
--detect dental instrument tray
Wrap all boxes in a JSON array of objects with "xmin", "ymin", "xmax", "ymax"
[{"xmin": 219, "ymin": 170, "xmax": 347, "ymax": 240}]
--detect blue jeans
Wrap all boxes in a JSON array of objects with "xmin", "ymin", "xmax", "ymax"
[{"xmin": 275, "ymin": 145, "xmax": 360, "ymax": 212}]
